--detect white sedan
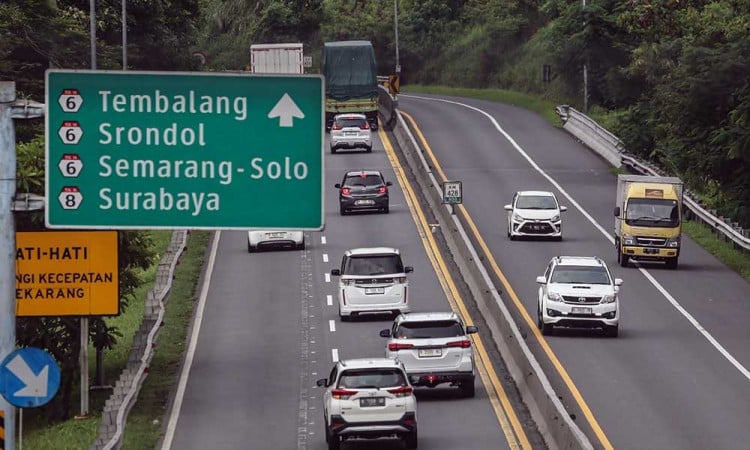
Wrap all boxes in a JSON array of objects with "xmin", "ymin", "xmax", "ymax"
[
  {"xmin": 504, "ymin": 190, "xmax": 567, "ymax": 240},
  {"xmin": 247, "ymin": 230, "xmax": 305, "ymax": 252}
]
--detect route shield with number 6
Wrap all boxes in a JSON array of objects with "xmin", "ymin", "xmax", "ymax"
[
  {"xmin": 58, "ymin": 154, "xmax": 83, "ymax": 178},
  {"xmin": 58, "ymin": 121, "xmax": 83, "ymax": 145},
  {"xmin": 58, "ymin": 88, "xmax": 84, "ymax": 113}
]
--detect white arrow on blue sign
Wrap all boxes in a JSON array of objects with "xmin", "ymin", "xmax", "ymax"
[{"xmin": 0, "ymin": 347, "xmax": 61, "ymax": 408}]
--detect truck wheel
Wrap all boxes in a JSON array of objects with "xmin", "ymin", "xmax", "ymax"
[
  {"xmin": 665, "ymin": 258, "xmax": 678, "ymax": 270},
  {"xmin": 327, "ymin": 436, "xmax": 340, "ymax": 450},
  {"xmin": 619, "ymin": 250, "xmax": 629, "ymax": 267},
  {"xmin": 459, "ymin": 379, "xmax": 475, "ymax": 398}
]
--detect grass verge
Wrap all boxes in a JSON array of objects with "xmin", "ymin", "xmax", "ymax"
[{"xmin": 400, "ymin": 84, "xmax": 750, "ymax": 282}]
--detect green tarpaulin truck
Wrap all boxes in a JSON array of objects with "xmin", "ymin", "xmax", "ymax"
[{"xmin": 322, "ymin": 41, "xmax": 378, "ymax": 130}]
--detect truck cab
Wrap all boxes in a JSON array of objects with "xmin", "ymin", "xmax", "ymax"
[{"xmin": 614, "ymin": 175, "xmax": 683, "ymax": 269}]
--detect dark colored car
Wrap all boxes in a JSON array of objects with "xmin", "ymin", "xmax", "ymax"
[{"xmin": 335, "ymin": 170, "xmax": 392, "ymax": 215}]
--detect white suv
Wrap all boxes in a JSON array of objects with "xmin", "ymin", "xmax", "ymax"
[
  {"xmin": 316, "ymin": 358, "xmax": 418, "ymax": 450},
  {"xmin": 330, "ymin": 247, "xmax": 413, "ymax": 321},
  {"xmin": 379, "ymin": 312, "xmax": 478, "ymax": 397},
  {"xmin": 329, "ymin": 113, "xmax": 372, "ymax": 153},
  {"xmin": 504, "ymin": 190, "xmax": 567, "ymax": 240},
  {"xmin": 536, "ymin": 256, "xmax": 622, "ymax": 337}
]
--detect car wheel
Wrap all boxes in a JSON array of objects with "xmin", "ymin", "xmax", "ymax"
[
  {"xmin": 339, "ymin": 306, "xmax": 350, "ymax": 322},
  {"xmin": 324, "ymin": 415, "xmax": 330, "ymax": 443},
  {"xmin": 327, "ymin": 435, "xmax": 340, "ymax": 450},
  {"xmin": 366, "ymin": 145, "xmax": 372, "ymax": 153},
  {"xmin": 509, "ymin": 233, "xmax": 517, "ymax": 241},
  {"xmin": 665, "ymin": 258, "xmax": 678, "ymax": 270},
  {"xmin": 538, "ymin": 306, "xmax": 553, "ymax": 335},
  {"xmin": 247, "ymin": 242, "xmax": 255, "ymax": 253},
  {"xmin": 339, "ymin": 207, "xmax": 347, "ymax": 216},
  {"xmin": 383, "ymin": 205, "xmax": 390, "ymax": 214},
  {"xmin": 297, "ymin": 239, "xmax": 306, "ymax": 251},
  {"xmin": 604, "ymin": 324, "xmax": 619, "ymax": 338},
  {"xmin": 330, "ymin": 147, "xmax": 337, "ymax": 154},
  {"xmin": 405, "ymin": 430, "xmax": 418, "ymax": 449},
  {"xmin": 459, "ymin": 379, "xmax": 475, "ymax": 398}
]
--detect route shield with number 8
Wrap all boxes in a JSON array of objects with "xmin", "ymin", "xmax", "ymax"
[
  {"xmin": 58, "ymin": 186, "xmax": 83, "ymax": 210},
  {"xmin": 58, "ymin": 121, "xmax": 83, "ymax": 145},
  {"xmin": 58, "ymin": 154, "xmax": 83, "ymax": 178},
  {"xmin": 58, "ymin": 88, "xmax": 84, "ymax": 113}
]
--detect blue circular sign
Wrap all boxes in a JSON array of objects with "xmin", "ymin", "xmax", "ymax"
[{"xmin": 0, "ymin": 347, "xmax": 61, "ymax": 408}]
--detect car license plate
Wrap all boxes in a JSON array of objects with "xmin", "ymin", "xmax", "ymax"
[
  {"xmin": 571, "ymin": 307, "xmax": 592, "ymax": 314},
  {"xmin": 644, "ymin": 248, "xmax": 659, "ymax": 254},
  {"xmin": 418, "ymin": 348, "xmax": 442, "ymax": 358},
  {"xmin": 345, "ymin": 131, "xmax": 358, "ymax": 136},
  {"xmin": 364, "ymin": 287, "xmax": 385, "ymax": 295},
  {"xmin": 355, "ymin": 199, "xmax": 375, "ymax": 206},
  {"xmin": 267, "ymin": 232, "xmax": 285, "ymax": 239},
  {"xmin": 359, "ymin": 397, "xmax": 385, "ymax": 407}
]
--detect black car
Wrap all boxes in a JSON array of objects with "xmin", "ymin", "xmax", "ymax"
[{"xmin": 335, "ymin": 171, "xmax": 392, "ymax": 215}]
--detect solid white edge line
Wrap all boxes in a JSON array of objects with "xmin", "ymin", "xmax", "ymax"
[
  {"xmin": 324, "ymin": 273, "xmax": 331, "ymax": 283},
  {"xmin": 323, "ymin": 253, "xmax": 329, "ymax": 263},
  {"xmin": 326, "ymin": 295, "xmax": 333, "ymax": 306},
  {"xmin": 161, "ymin": 230, "xmax": 221, "ymax": 450},
  {"xmin": 402, "ymin": 93, "xmax": 750, "ymax": 382},
  {"xmin": 332, "ymin": 348, "xmax": 339, "ymax": 362},
  {"xmin": 329, "ymin": 320, "xmax": 336, "ymax": 333}
]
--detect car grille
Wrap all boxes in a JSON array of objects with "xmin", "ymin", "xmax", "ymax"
[
  {"xmin": 636, "ymin": 236, "xmax": 667, "ymax": 246},
  {"xmin": 519, "ymin": 222, "xmax": 555, "ymax": 234},
  {"xmin": 354, "ymin": 278, "xmax": 394, "ymax": 285},
  {"xmin": 562, "ymin": 296, "xmax": 601, "ymax": 304}
]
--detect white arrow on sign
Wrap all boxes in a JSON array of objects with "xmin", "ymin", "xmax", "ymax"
[
  {"xmin": 7, "ymin": 354, "xmax": 49, "ymax": 397},
  {"xmin": 267, "ymin": 93, "xmax": 305, "ymax": 127}
]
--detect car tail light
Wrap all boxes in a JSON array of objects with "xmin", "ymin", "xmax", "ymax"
[
  {"xmin": 388, "ymin": 342, "xmax": 414, "ymax": 351},
  {"xmin": 387, "ymin": 386, "xmax": 413, "ymax": 397},
  {"xmin": 378, "ymin": 186, "xmax": 388, "ymax": 194},
  {"xmin": 341, "ymin": 187, "xmax": 351, "ymax": 195},
  {"xmin": 361, "ymin": 122, "xmax": 370, "ymax": 130},
  {"xmin": 332, "ymin": 388, "xmax": 356, "ymax": 399},
  {"xmin": 332, "ymin": 123, "xmax": 342, "ymax": 130},
  {"xmin": 404, "ymin": 286, "xmax": 408, "ymax": 303},
  {"xmin": 446, "ymin": 339, "xmax": 471, "ymax": 348},
  {"xmin": 341, "ymin": 290, "xmax": 347, "ymax": 305}
]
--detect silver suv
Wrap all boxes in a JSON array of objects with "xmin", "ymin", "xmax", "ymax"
[
  {"xmin": 329, "ymin": 113, "xmax": 372, "ymax": 153},
  {"xmin": 379, "ymin": 312, "xmax": 478, "ymax": 397},
  {"xmin": 536, "ymin": 256, "xmax": 622, "ymax": 337},
  {"xmin": 316, "ymin": 358, "xmax": 418, "ymax": 450}
]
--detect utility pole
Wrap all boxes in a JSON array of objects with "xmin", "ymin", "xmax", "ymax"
[
  {"xmin": 122, "ymin": 0, "xmax": 127, "ymax": 70},
  {"xmin": 394, "ymin": 0, "xmax": 400, "ymax": 74},
  {"xmin": 582, "ymin": 0, "xmax": 589, "ymax": 113}
]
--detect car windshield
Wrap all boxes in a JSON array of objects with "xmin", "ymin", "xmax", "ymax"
[
  {"xmin": 344, "ymin": 255, "xmax": 404, "ymax": 275},
  {"xmin": 625, "ymin": 198, "xmax": 679, "ymax": 227},
  {"xmin": 516, "ymin": 195, "xmax": 557, "ymax": 209},
  {"xmin": 550, "ymin": 266, "xmax": 610, "ymax": 284},
  {"xmin": 344, "ymin": 174, "xmax": 383, "ymax": 187},
  {"xmin": 338, "ymin": 368, "xmax": 406, "ymax": 389},
  {"xmin": 394, "ymin": 320, "xmax": 464, "ymax": 339},
  {"xmin": 336, "ymin": 117, "xmax": 367, "ymax": 128}
]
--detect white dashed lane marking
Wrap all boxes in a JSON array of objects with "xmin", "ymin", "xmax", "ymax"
[
  {"xmin": 321, "ymin": 236, "xmax": 327, "ymax": 245},
  {"xmin": 329, "ymin": 320, "xmax": 336, "ymax": 332},
  {"xmin": 324, "ymin": 273, "xmax": 331, "ymax": 283},
  {"xmin": 323, "ymin": 253, "xmax": 329, "ymax": 263},
  {"xmin": 332, "ymin": 349, "xmax": 339, "ymax": 362},
  {"xmin": 326, "ymin": 295, "xmax": 333, "ymax": 306}
]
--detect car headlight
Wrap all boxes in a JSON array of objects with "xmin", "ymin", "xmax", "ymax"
[
  {"xmin": 512, "ymin": 213, "xmax": 524, "ymax": 222},
  {"xmin": 622, "ymin": 233, "xmax": 636, "ymax": 245},
  {"xmin": 601, "ymin": 294, "xmax": 616, "ymax": 304},
  {"xmin": 666, "ymin": 236, "xmax": 680, "ymax": 247},
  {"xmin": 547, "ymin": 292, "xmax": 562, "ymax": 302},
  {"xmin": 550, "ymin": 214, "xmax": 560, "ymax": 222}
]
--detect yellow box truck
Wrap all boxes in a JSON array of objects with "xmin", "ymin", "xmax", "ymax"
[{"xmin": 614, "ymin": 174, "xmax": 683, "ymax": 269}]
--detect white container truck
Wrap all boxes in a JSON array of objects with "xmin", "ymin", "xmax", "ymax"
[{"xmin": 250, "ymin": 43, "xmax": 304, "ymax": 74}]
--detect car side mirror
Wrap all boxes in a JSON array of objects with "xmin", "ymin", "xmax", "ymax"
[
  {"xmin": 316, "ymin": 378, "xmax": 328, "ymax": 387},
  {"xmin": 404, "ymin": 266, "xmax": 413, "ymax": 273},
  {"xmin": 503, "ymin": 204, "xmax": 512, "ymax": 211},
  {"xmin": 560, "ymin": 206, "xmax": 568, "ymax": 212},
  {"xmin": 379, "ymin": 329, "xmax": 391, "ymax": 338},
  {"xmin": 334, "ymin": 183, "xmax": 341, "ymax": 189},
  {"xmin": 614, "ymin": 206, "xmax": 620, "ymax": 217},
  {"xmin": 466, "ymin": 325, "xmax": 478, "ymax": 334},
  {"xmin": 535, "ymin": 276, "xmax": 546, "ymax": 284},
  {"xmin": 386, "ymin": 181, "xmax": 393, "ymax": 186},
  {"xmin": 614, "ymin": 278, "xmax": 623, "ymax": 286},
  {"xmin": 331, "ymin": 269, "xmax": 341, "ymax": 276}
]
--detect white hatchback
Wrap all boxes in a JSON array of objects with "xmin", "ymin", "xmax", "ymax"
[
  {"xmin": 247, "ymin": 230, "xmax": 304, "ymax": 252},
  {"xmin": 536, "ymin": 256, "xmax": 622, "ymax": 337},
  {"xmin": 316, "ymin": 358, "xmax": 418, "ymax": 450},
  {"xmin": 505, "ymin": 190, "xmax": 567, "ymax": 240},
  {"xmin": 330, "ymin": 247, "xmax": 412, "ymax": 321},
  {"xmin": 329, "ymin": 113, "xmax": 372, "ymax": 153}
]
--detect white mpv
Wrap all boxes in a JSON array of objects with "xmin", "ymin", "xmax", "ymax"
[{"xmin": 330, "ymin": 247, "xmax": 413, "ymax": 321}]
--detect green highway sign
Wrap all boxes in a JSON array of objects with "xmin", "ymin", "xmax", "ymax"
[{"xmin": 45, "ymin": 70, "xmax": 324, "ymax": 229}]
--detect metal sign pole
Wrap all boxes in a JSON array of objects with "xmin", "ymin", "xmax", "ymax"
[
  {"xmin": 0, "ymin": 81, "xmax": 17, "ymax": 450},
  {"xmin": 78, "ymin": 318, "xmax": 89, "ymax": 418}
]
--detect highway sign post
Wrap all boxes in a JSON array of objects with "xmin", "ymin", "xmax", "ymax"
[
  {"xmin": 46, "ymin": 70, "xmax": 324, "ymax": 229},
  {"xmin": 0, "ymin": 348, "xmax": 60, "ymax": 409},
  {"xmin": 441, "ymin": 180, "xmax": 462, "ymax": 215}
]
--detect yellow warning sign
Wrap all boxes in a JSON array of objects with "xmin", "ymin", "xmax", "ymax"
[
  {"xmin": 16, "ymin": 231, "xmax": 119, "ymax": 316},
  {"xmin": 388, "ymin": 74, "xmax": 400, "ymax": 95}
]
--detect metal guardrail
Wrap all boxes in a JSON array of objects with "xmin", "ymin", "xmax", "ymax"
[
  {"xmin": 91, "ymin": 230, "xmax": 189, "ymax": 450},
  {"xmin": 557, "ymin": 105, "xmax": 750, "ymax": 252}
]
